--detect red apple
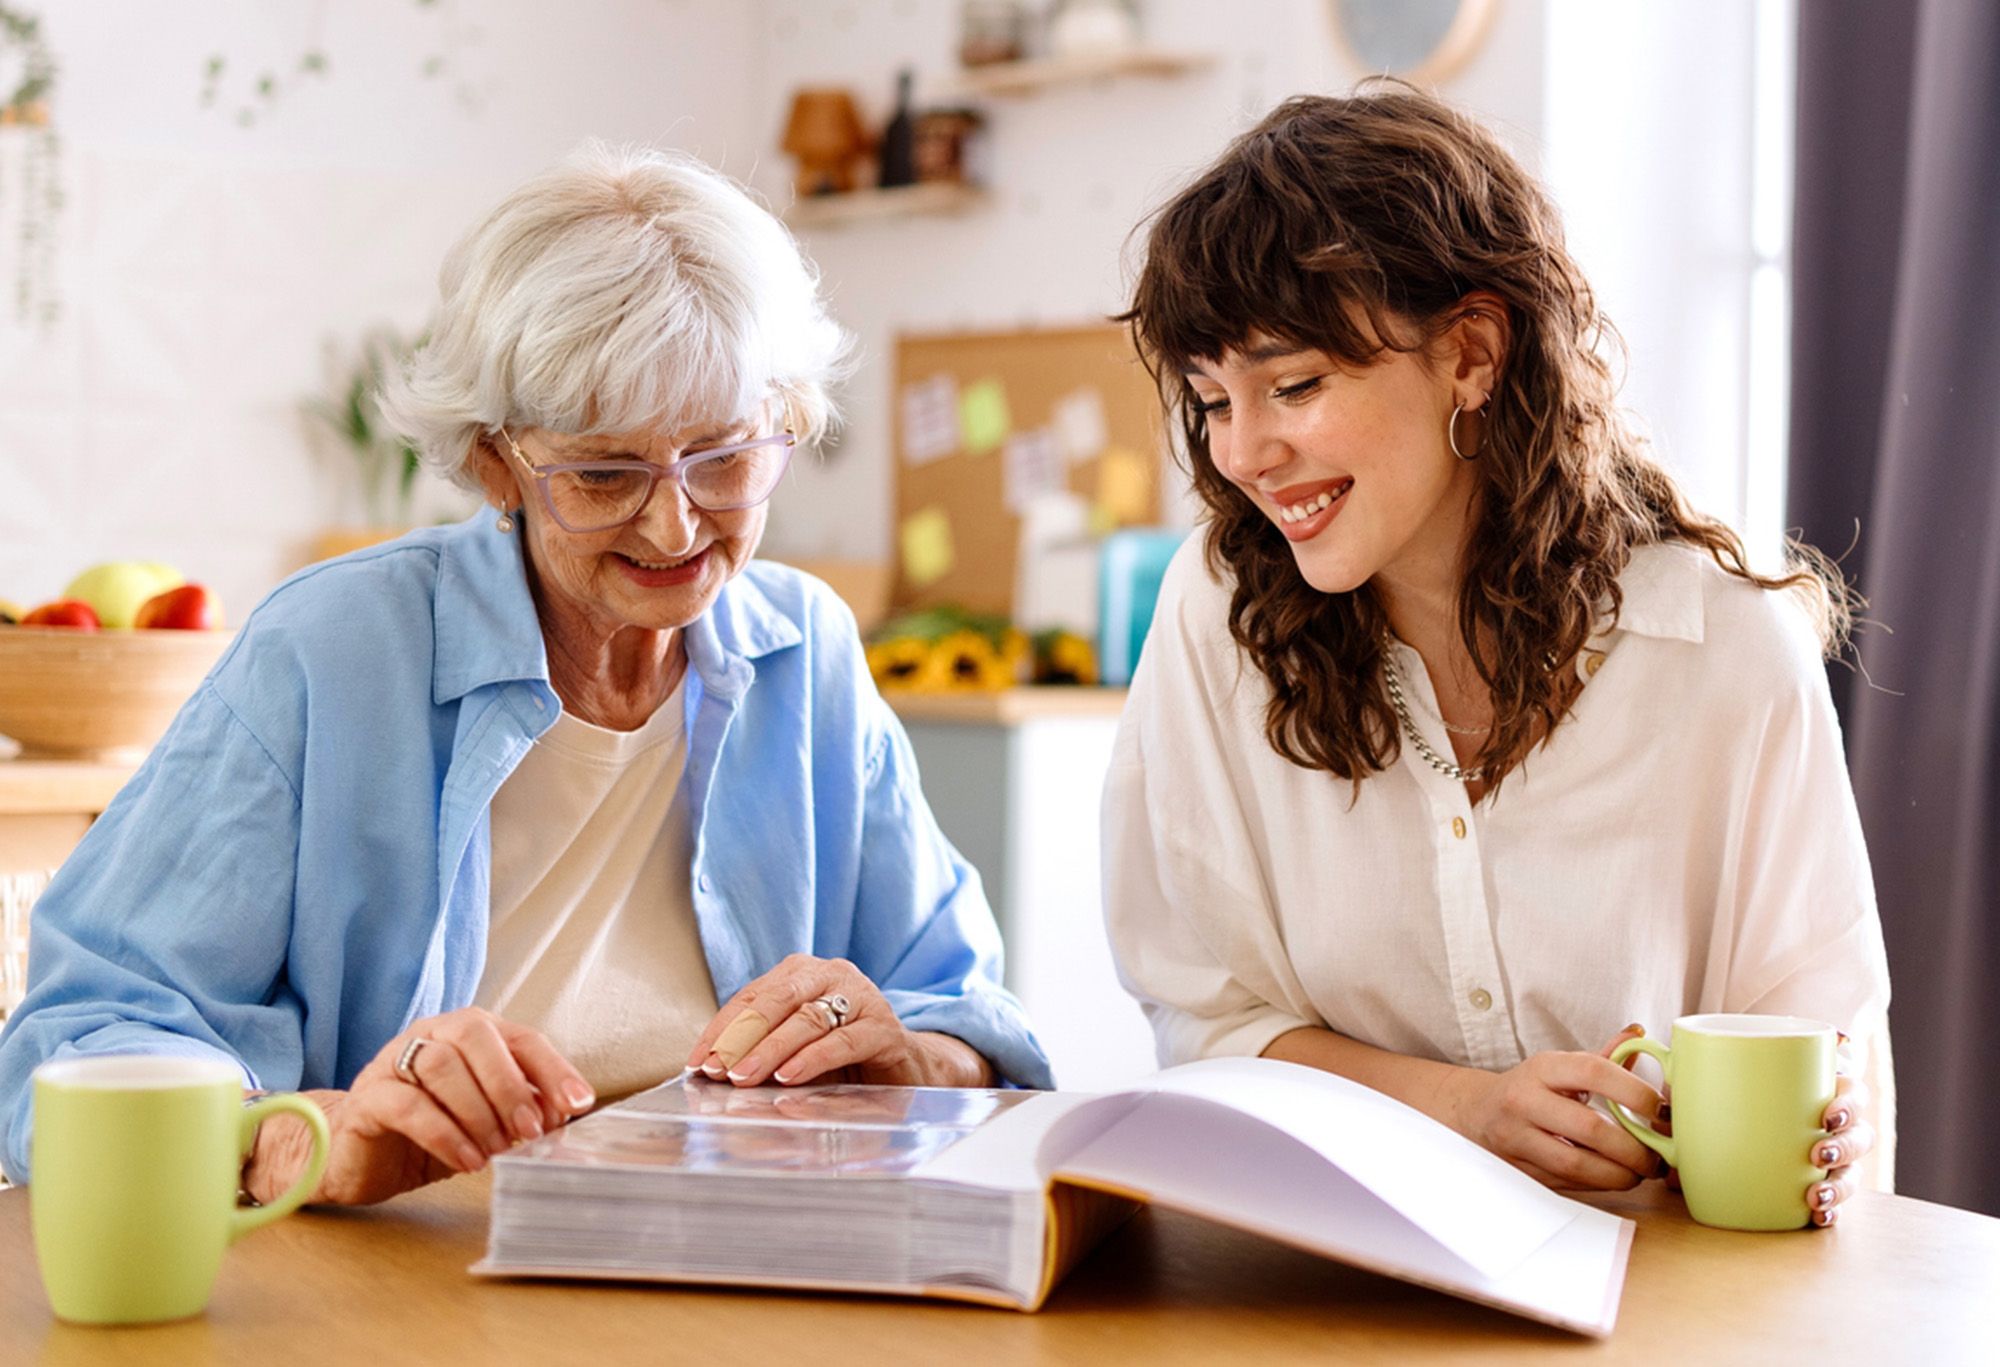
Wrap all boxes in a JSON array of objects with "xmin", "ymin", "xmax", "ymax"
[
  {"xmin": 21, "ymin": 600, "xmax": 102, "ymax": 630},
  {"xmin": 134, "ymin": 583, "xmax": 225, "ymax": 631}
]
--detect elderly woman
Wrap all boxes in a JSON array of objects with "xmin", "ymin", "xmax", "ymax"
[{"xmin": 0, "ymin": 143, "xmax": 1050, "ymax": 1205}]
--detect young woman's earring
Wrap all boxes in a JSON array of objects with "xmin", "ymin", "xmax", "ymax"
[
  {"xmin": 1448, "ymin": 397, "xmax": 1488, "ymax": 461},
  {"xmin": 495, "ymin": 506, "xmax": 516, "ymax": 533}
]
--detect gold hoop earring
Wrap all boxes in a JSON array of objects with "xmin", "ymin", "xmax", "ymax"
[{"xmin": 1448, "ymin": 400, "xmax": 1488, "ymax": 461}]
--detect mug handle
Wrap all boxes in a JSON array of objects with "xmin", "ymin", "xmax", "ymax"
[
  {"xmin": 231, "ymin": 1093, "xmax": 331, "ymax": 1239},
  {"xmin": 1607, "ymin": 1035, "xmax": 1677, "ymax": 1170}
]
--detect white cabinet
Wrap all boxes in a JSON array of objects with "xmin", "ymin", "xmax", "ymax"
[{"xmin": 892, "ymin": 690, "xmax": 1157, "ymax": 1092}]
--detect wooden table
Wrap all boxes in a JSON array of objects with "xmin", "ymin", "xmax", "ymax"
[{"xmin": 2, "ymin": 1177, "xmax": 1989, "ymax": 1364}]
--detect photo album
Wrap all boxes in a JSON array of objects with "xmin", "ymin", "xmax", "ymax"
[{"xmin": 475, "ymin": 1056, "xmax": 1634, "ymax": 1336}]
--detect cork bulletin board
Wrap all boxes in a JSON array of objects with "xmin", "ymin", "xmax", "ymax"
[{"xmin": 891, "ymin": 323, "xmax": 1167, "ymax": 617}]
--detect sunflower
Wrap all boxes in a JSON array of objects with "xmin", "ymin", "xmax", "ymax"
[
  {"xmin": 925, "ymin": 629, "xmax": 1014, "ymax": 691},
  {"xmin": 1033, "ymin": 629, "xmax": 1097, "ymax": 686},
  {"xmin": 866, "ymin": 638, "xmax": 932, "ymax": 691}
]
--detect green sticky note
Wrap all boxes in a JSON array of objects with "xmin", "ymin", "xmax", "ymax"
[
  {"xmin": 900, "ymin": 506, "xmax": 955, "ymax": 588},
  {"xmin": 959, "ymin": 378, "xmax": 1010, "ymax": 457}
]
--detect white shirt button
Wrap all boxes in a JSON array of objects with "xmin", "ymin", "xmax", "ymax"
[{"xmin": 1468, "ymin": 987, "xmax": 1493, "ymax": 1011}]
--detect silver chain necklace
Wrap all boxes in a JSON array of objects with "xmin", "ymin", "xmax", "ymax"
[{"xmin": 1380, "ymin": 650, "xmax": 1484, "ymax": 783}]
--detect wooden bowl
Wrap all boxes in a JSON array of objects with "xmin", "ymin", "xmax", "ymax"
[{"xmin": 0, "ymin": 627, "xmax": 235, "ymax": 763}]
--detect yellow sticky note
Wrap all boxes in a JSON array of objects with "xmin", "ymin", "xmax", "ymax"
[
  {"xmin": 900, "ymin": 506, "xmax": 955, "ymax": 588},
  {"xmin": 1095, "ymin": 446, "xmax": 1151, "ymax": 525},
  {"xmin": 959, "ymin": 378, "xmax": 1011, "ymax": 457}
]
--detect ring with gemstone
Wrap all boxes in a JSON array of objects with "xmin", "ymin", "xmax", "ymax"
[{"xmin": 806, "ymin": 994, "xmax": 852, "ymax": 1031}]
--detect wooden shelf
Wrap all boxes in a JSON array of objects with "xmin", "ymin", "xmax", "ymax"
[
  {"xmin": 783, "ymin": 182, "xmax": 987, "ymax": 228},
  {"xmin": 0, "ymin": 758, "xmax": 135, "ymax": 817},
  {"xmin": 885, "ymin": 686, "xmax": 1126, "ymax": 726},
  {"xmin": 950, "ymin": 49, "xmax": 1216, "ymax": 99}
]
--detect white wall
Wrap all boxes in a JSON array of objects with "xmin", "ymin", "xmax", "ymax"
[
  {"xmin": 755, "ymin": 0, "xmax": 1552, "ymax": 564},
  {"xmin": 0, "ymin": 0, "xmax": 761, "ymax": 618},
  {"xmin": 0, "ymin": 0, "xmax": 1780, "ymax": 613}
]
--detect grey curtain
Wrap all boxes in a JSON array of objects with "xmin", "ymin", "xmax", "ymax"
[{"xmin": 1790, "ymin": 0, "xmax": 2000, "ymax": 1216}]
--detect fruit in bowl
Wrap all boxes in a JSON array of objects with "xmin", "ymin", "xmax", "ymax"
[
  {"xmin": 63, "ymin": 561, "xmax": 185, "ymax": 630},
  {"xmin": 135, "ymin": 584, "xmax": 226, "ymax": 631},
  {"xmin": 20, "ymin": 600, "xmax": 102, "ymax": 630}
]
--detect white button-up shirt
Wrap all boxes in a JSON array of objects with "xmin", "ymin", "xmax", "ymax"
[{"xmin": 1103, "ymin": 537, "xmax": 1892, "ymax": 1076}]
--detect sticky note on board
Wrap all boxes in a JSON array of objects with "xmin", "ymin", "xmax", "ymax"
[
  {"xmin": 1002, "ymin": 427, "xmax": 1064, "ymax": 513},
  {"xmin": 900, "ymin": 506, "xmax": 955, "ymax": 588},
  {"xmin": 901, "ymin": 374, "xmax": 960, "ymax": 465},
  {"xmin": 1095, "ymin": 446, "xmax": 1151, "ymax": 525},
  {"xmin": 1051, "ymin": 387, "xmax": 1109, "ymax": 464},
  {"xmin": 959, "ymin": 378, "xmax": 1011, "ymax": 456}
]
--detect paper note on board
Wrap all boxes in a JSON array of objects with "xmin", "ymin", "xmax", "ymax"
[
  {"xmin": 959, "ymin": 378, "xmax": 1011, "ymax": 456},
  {"xmin": 1095, "ymin": 446, "xmax": 1151, "ymax": 525},
  {"xmin": 1051, "ymin": 388, "xmax": 1109, "ymax": 464},
  {"xmin": 900, "ymin": 507, "xmax": 955, "ymax": 588},
  {"xmin": 1003, "ymin": 428, "xmax": 1065, "ymax": 513},
  {"xmin": 901, "ymin": 375, "xmax": 960, "ymax": 465}
]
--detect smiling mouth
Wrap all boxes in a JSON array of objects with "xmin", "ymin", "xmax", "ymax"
[
  {"xmin": 1275, "ymin": 479, "xmax": 1353, "ymax": 524},
  {"xmin": 618, "ymin": 549, "xmax": 704, "ymax": 571}
]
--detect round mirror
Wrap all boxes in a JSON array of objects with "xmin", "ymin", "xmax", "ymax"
[{"xmin": 1330, "ymin": 0, "xmax": 1495, "ymax": 85}]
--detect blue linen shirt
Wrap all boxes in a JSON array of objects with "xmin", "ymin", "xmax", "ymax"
[{"xmin": 0, "ymin": 511, "xmax": 1050, "ymax": 1181}]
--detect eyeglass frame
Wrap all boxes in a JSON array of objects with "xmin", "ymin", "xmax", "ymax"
[{"xmin": 496, "ymin": 425, "xmax": 798, "ymax": 533}]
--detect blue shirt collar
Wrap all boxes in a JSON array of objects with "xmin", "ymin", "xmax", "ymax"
[{"xmin": 430, "ymin": 510, "xmax": 804, "ymax": 705}]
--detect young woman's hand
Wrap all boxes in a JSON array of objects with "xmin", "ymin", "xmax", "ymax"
[
  {"xmin": 1447, "ymin": 1028, "xmax": 1666, "ymax": 1191},
  {"xmin": 1806, "ymin": 1075, "xmax": 1875, "ymax": 1227}
]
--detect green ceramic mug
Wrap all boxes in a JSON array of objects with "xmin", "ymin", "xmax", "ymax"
[
  {"xmin": 1607, "ymin": 1013, "xmax": 1836, "ymax": 1232},
  {"xmin": 31, "ymin": 1054, "xmax": 330, "ymax": 1324}
]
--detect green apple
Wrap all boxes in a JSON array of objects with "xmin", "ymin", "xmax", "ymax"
[{"xmin": 62, "ymin": 561, "xmax": 185, "ymax": 629}]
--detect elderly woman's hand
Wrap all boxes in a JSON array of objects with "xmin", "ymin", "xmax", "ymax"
[
  {"xmin": 241, "ymin": 1007, "xmax": 595, "ymax": 1206},
  {"xmin": 685, "ymin": 954, "xmax": 994, "ymax": 1089}
]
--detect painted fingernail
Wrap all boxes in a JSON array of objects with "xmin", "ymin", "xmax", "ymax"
[
  {"xmin": 701, "ymin": 1056, "xmax": 727, "ymax": 1078},
  {"xmin": 1814, "ymin": 1183, "xmax": 1836, "ymax": 1209},
  {"xmin": 564, "ymin": 1080, "xmax": 595, "ymax": 1110},
  {"xmin": 458, "ymin": 1144, "xmax": 486, "ymax": 1171},
  {"xmin": 1825, "ymin": 1108, "xmax": 1850, "ymax": 1131},
  {"xmin": 725, "ymin": 1067, "xmax": 751, "ymax": 1083},
  {"xmin": 1624, "ymin": 1023, "xmax": 1645, "ymax": 1036},
  {"xmin": 1820, "ymin": 1207, "xmax": 1839, "ymax": 1228},
  {"xmin": 1816, "ymin": 1142, "xmax": 1840, "ymax": 1166},
  {"xmin": 1658, "ymin": 1103, "xmax": 1672, "ymax": 1124},
  {"xmin": 774, "ymin": 1067, "xmax": 795, "ymax": 1084},
  {"xmin": 515, "ymin": 1105, "xmax": 544, "ymax": 1141}
]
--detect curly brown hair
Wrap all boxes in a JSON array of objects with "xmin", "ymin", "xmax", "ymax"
[{"xmin": 1118, "ymin": 85, "xmax": 1849, "ymax": 791}]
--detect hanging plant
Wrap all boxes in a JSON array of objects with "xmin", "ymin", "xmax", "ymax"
[
  {"xmin": 198, "ymin": 0, "xmax": 483, "ymax": 128},
  {"xmin": 0, "ymin": 2, "xmax": 61, "ymax": 329}
]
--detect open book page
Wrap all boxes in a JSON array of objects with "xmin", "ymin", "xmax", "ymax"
[
  {"xmin": 1129, "ymin": 1058, "xmax": 1580, "ymax": 1276},
  {"xmin": 1039, "ymin": 1058, "xmax": 1632, "ymax": 1336}
]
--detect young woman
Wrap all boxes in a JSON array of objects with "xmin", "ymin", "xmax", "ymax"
[{"xmin": 1104, "ymin": 88, "xmax": 1889, "ymax": 1224}]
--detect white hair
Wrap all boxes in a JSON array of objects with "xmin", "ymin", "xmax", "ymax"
[{"xmin": 378, "ymin": 141, "xmax": 853, "ymax": 489}]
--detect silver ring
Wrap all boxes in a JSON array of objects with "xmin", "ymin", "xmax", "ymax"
[
  {"xmin": 806, "ymin": 994, "xmax": 852, "ymax": 1031},
  {"xmin": 394, "ymin": 1036, "xmax": 434, "ymax": 1088}
]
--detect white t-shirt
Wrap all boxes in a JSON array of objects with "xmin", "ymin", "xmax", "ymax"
[
  {"xmin": 1103, "ymin": 538, "xmax": 1892, "ymax": 1075},
  {"xmin": 475, "ymin": 685, "xmax": 718, "ymax": 1102}
]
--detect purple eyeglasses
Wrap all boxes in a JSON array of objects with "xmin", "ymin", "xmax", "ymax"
[{"xmin": 499, "ymin": 427, "xmax": 797, "ymax": 533}]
